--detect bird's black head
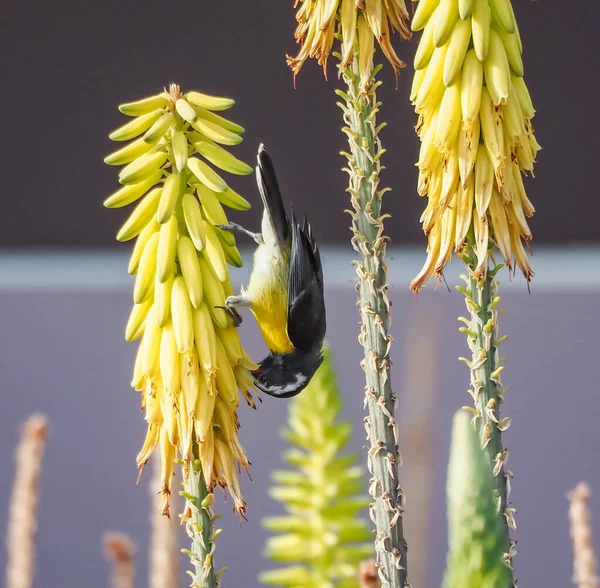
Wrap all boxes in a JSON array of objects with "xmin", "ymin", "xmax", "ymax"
[{"xmin": 252, "ymin": 348, "xmax": 324, "ymax": 399}]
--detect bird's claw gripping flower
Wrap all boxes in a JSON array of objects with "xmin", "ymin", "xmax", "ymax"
[
  {"xmin": 286, "ymin": 0, "xmax": 412, "ymax": 87},
  {"xmin": 409, "ymin": 0, "xmax": 540, "ymax": 292},
  {"xmin": 105, "ymin": 83, "xmax": 258, "ymax": 516}
]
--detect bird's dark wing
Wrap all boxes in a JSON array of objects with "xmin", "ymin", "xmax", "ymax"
[
  {"xmin": 303, "ymin": 215, "xmax": 323, "ymax": 285},
  {"xmin": 256, "ymin": 144, "xmax": 289, "ymax": 246},
  {"xmin": 286, "ymin": 213, "xmax": 326, "ymax": 352}
]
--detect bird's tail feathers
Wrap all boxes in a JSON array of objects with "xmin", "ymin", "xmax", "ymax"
[{"xmin": 256, "ymin": 143, "xmax": 289, "ymax": 247}]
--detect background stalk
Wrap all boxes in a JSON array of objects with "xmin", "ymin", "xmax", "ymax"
[
  {"xmin": 103, "ymin": 533, "xmax": 136, "ymax": 588},
  {"xmin": 5, "ymin": 415, "xmax": 48, "ymax": 588},
  {"xmin": 181, "ymin": 449, "xmax": 219, "ymax": 588},
  {"xmin": 568, "ymin": 482, "xmax": 599, "ymax": 587},
  {"xmin": 149, "ymin": 452, "xmax": 180, "ymax": 588},
  {"xmin": 337, "ymin": 54, "xmax": 407, "ymax": 587},
  {"xmin": 459, "ymin": 245, "xmax": 515, "ymax": 578}
]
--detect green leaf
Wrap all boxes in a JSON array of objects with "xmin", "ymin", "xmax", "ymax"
[{"xmin": 443, "ymin": 411, "xmax": 512, "ymax": 588}]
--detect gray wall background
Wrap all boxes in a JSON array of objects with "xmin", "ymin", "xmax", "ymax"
[{"xmin": 0, "ymin": 249, "xmax": 598, "ymax": 587}]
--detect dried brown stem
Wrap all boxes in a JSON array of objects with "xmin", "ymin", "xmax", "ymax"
[
  {"xmin": 5, "ymin": 414, "xmax": 48, "ymax": 588},
  {"xmin": 103, "ymin": 533, "xmax": 136, "ymax": 588},
  {"xmin": 569, "ymin": 482, "xmax": 599, "ymax": 588},
  {"xmin": 149, "ymin": 452, "xmax": 180, "ymax": 588}
]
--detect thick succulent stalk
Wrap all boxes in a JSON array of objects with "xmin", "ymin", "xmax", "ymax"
[
  {"xmin": 181, "ymin": 451, "xmax": 219, "ymax": 588},
  {"xmin": 458, "ymin": 246, "xmax": 515, "ymax": 580},
  {"xmin": 338, "ymin": 55, "xmax": 407, "ymax": 587}
]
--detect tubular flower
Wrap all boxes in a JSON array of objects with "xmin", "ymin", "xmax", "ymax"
[
  {"xmin": 409, "ymin": 0, "xmax": 540, "ymax": 291},
  {"xmin": 104, "ymin": 84, "xmax": 258, "ymax": 516},
  {"xmin": 286, "ymin": 0, "xmax": 411, "ymax": 87}
]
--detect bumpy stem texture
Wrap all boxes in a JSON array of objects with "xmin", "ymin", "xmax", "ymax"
[
  {"xmin": 338, "ymin": 56, "xmax": 407, "ymax": 587},
  {"xmin": 460, "ymin": 251, "xmax": 515, "ymax": 581},
  {"xmin": 182, "ymin": 454, "xmax": 218, "ymax": 588}
]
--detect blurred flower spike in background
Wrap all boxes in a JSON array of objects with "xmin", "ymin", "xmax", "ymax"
[
  {"xmin": 409, "ymin": 0, "xmax": 540, "ymax": 291},
  {"xmin": 104, "ymin": 83, "xmax": 258, "ymax": 517},
  {"xmin": 287, "ymin": 0, "xmax": 412, "ymax": 87},
  {"xmin": 260, "ymin": 347, "xmax": 372, "ymax": 587}
]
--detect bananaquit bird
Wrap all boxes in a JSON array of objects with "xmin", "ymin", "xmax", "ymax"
[{"xmin": 218, "ymin": 144, "xmax": 326, "ymax": 398}]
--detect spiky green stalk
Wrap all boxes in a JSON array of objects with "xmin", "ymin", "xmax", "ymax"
[
  {"xmin": 444, "ymin": 410, "xmax": 512, "ymax": 587},
  {"xmin": 180, "ymin": 453, "xmax": 221, "ymax": 588},
  {"xmin": 336, "ymin": 51, "xmax": 407, "ymax": 587},
  {"xmin": 260, "ymin": 347, "xmax": 372, "ymax": 587},
  {"xmin": 457, "ymin": 246, "xmax": 515, "ymax": 582}
]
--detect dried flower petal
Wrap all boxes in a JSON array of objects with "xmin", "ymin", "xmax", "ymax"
[{"xmin": 286, "ymin": 0, "xmax": 411, "ymax": 84}]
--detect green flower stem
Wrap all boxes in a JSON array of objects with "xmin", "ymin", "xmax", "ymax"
[
  {"xmin": 181, "ymin": 450, "xmax": 219, "ymax": 588},
  {"xmin": 337, "ymin": 54, "xmax": 407, "ymax": 587},
  {"xmin": 459, "ymin": 245, "xmax": 515, "ymax": 582}
]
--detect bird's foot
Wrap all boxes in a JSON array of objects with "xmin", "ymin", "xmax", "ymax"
[
  {"xmin": 216, "ymin": 295, "xmax": 252, "ymax": 328},
  {"xmin": 218, "ymin": 223, "xmax": 263, "ymax": 245}
]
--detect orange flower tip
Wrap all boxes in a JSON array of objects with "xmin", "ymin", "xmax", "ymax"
[
  {"xmin": 23, "ymin": 414, "xmax": 48, "ymax": 439},
  {"xmin": 103, "ymin": 533, "xmax": 136, "ymax": 562},
  {"xmin": 235, "ymin": 505, "xmax": 249, "ymax": 525}
]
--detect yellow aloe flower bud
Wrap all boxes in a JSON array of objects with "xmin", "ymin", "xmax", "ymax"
[
  {"xmin": 286, "ymin": 0, "xmax": 411, "ymax": 85},
  {"xmin": 410, "ymin": 0, "xmax": 539, "ymax": 292},
  {"xmin": 105, "ymin": 83, "xmax": 256, "ymax": 517}
]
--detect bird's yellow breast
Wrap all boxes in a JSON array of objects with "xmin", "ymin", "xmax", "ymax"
[
  {"xmin": 246, "ymin": 244, "xmax": 293, "ymax": 354},
  {"xmin": 250, "ymin": 287, "xmax": 293, "ymax": 354}
]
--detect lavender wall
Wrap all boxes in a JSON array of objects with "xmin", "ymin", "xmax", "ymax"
[{"xmin": 0, "ymin": 248, "xmax": 598, "ymax": 587}]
